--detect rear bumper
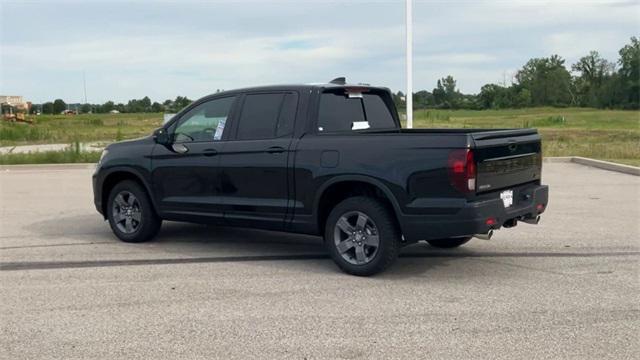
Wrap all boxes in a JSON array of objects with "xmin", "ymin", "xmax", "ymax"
[{"xmin": 401, "ymin": 184, "xmax": 548, "ymax": 242}]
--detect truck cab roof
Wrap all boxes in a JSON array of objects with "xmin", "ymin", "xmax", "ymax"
[{"xmin": 204, "ymin": 81, "xmax": 391, "ymax": 98}]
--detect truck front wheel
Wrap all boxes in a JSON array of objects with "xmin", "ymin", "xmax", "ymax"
[
  {"xmin": 107, "ymin": 180, "xmax": 161, "ymax": 243},
  {"xmin": 324, "ymin": 196, "xmax": 400, "ymax": 276}
]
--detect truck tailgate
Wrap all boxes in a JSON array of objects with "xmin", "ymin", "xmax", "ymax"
[{"xmin": 472, "ymin": 129, "xmax": 542, "ymax": 193}]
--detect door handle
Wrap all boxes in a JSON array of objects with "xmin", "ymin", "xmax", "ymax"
[
  {"xmin": 266, "ymin": 146, "xmax": 285, "ymax": 154},
  {"xmin": 203, "ymin": 149, "xmax": 218, "ymax": 157}
]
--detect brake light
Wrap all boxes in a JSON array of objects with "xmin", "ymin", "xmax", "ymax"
[{"xmin": 448, "ymin": 149, "xmax": 476, "ymax": 193}]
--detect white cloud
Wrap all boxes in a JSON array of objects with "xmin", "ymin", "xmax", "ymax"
[
  {"xmin": 1, "ymin": 0, "xmax": 638, "ymax": 102},
  {"xmin": 545, "ymin": 30, "xmax": 631, "ymax": 63},
  {"xmin": 416, "ymin": 53, "xmax": 497, "ymax": 64}
]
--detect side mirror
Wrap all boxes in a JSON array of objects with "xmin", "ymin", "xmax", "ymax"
[{"xmin": 153, "ymin": 128, "xmax": 171, "ymax": 145}]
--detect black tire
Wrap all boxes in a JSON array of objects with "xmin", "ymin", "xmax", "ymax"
[
  {"xmin": 107, "ymin": 180, "xmax": 161, "ymax": 243},
  {"xmin": 324, "ymin": 196, "xmax": 400, "ymax": 276},
  {"xmin": 426, "ymin": 237, "xmax": 472, "ymax": 249}
]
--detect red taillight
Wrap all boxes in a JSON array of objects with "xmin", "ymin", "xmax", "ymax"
[{"xmin": 448, "ymin": 149, "xmax": 476, "ymax": 193}]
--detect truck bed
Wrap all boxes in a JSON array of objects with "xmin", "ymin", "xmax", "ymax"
[{"xmin": 334, "ymin": 127, "xmax": 542, "ymax": 194}]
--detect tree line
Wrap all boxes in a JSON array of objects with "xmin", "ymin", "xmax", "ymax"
[
  {"xmin": 33, "ymin": 37, "xmax": 638, "ymax": 114},
  {"xmin": 392, "ymin": 37, "xmax": 639, "ymax": 110},
  {"xmin": 35, "ymin": 95, "xmax": 196, "ymax": 115}
]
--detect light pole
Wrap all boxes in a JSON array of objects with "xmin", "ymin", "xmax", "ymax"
[{"xmin": 406, "ymin": 0, "xmax": 413, "ymax": 128}]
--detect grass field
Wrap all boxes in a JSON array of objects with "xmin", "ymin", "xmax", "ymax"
[
  {"xmin": 0, "ymin": 113, "xmax": 162, "ymax": 146},
  {"xmin": 0, "ymin": 145, "xmax": 101, "ymax": 165},
  {"xmin": 0, "ymin": 108, "xmax": 638, "ymax": 166},
  {"xmin": 408, "ymin": 107, "xmax": 640, "ymax": 166}
]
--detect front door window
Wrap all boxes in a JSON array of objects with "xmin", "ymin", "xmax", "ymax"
[{"xmin": 173, "ymin": 96, "xmax": 235, "ymax": 143}]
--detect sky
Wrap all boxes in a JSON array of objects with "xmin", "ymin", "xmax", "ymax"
[{"xmin": 1, "ymin": 0, "xmax": 639, "ymax": 104}]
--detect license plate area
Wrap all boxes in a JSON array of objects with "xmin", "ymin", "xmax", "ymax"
[{"xmin": 500, "ymin": 190, "xmax": 514, "ymax": 208}]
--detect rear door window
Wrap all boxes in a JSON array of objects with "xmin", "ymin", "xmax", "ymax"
[
  {"xmin": 317, "ymin": 91, "xmax": 396, "ymax": 132},
  {"xmin": 236, "ymin": 92, "xmax": 298, "ymax": 140}
]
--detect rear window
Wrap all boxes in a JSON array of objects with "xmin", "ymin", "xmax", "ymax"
[{"xmin": 317, "ymin": 91, "xmax": 396, "ymax": 132}]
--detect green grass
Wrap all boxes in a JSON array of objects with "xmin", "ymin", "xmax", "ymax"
[
  {"xmin": 405, "ymin": 107, "xmax": 640, "ymax": 166},
  {"xmin": 1, "ymin": 108, "xmax": 639, "ymax": 166},
  {"xmin": 410, "ymin": 107, "xmax": 639, "ymax": 130},
  {"xmin": 0, "ymin": 113, "xmax": 162, "ymax": 146},
  {"xmin": 0, "ymin": 148, "xmax": 101, "ymax": 165}
]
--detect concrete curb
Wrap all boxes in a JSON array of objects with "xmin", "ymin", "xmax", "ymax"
[
  {"xmin": 570, "ymin": 157, "xmax": 640, "ymax": 176},
  {"xmin": 545, "ymin": 156, "xmax": 639, "ymax": 176},
  {"xmin": 0, "ymin": 163, "xmax": 96, "ymax": 171},
  {"xmin": 543, "ymin": 157, "xmax": 572, "ymax": 163}
]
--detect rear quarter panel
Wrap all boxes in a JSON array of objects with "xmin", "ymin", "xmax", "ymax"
[{"xmin": 292, "ymin": 133, "xmax": 471, "ymax": 229}]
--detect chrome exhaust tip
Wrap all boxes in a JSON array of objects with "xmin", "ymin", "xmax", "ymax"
[
  {"xmin": 521, "ymin": 215, "xmax": 541, "ymax": 225},
  {"xmin": 474, "ymin": 230, "xmax": 493, "ymax": 240}
]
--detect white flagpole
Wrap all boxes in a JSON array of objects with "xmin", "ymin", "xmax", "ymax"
[{"xmin": 406, "ymin": 0, "xmax": 413, "ymax": 128}]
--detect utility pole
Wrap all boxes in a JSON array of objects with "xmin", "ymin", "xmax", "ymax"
[
  {"xmin": 83, "ymin": 71, "xmax": 88, "ymax": 104},
  {"xmin": 406, "ymin": 0, "xmax": 413, "ymax": 128}
]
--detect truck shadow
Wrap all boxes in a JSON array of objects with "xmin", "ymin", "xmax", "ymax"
[
  {"xmin": 24, "ymin": 215, "xmax": 469, "ymax": 275},
  {"xmin": 25, "ymin": 215, "xmax": 632, "ymax": 276}
]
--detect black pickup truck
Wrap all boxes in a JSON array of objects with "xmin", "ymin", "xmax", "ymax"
[{"xmin": 93, "ymin": 80, "xmax": 548, "ymax": 275}]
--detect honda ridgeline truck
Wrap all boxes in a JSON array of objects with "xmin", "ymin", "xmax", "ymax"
[{"xmin": 93, "ymin": 79, "xmax": 548, "ymax": 276}]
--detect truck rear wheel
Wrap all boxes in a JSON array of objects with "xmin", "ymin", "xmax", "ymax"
[
  {"xmin": 427, "ymin": 237, "xmax": 471, "ymax": 249},
  {"xmin": 324, "ymin": 196, "xmax": 400, "ymax": 276}
]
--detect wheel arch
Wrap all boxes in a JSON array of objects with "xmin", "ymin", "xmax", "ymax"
[
  {"xmin": 100, "ymin": 168, "xmax": 157, "ymax": 218},
  {"xmin": 314, "ymin": 175, "xmax": 404, "ymax": 237}
]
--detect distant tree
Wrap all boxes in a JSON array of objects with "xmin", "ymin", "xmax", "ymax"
[
  {"xmin": 413, "ymin": 90, "xmax": 433, "ymax": 109},
  {"xmin": 432, "ymin": 75, "xmax": 460, "ymax": 108},
  {"xmin": 597, "ymin": 72, "xmax": 625, "ymax": 109},
  {"xmin": 101, "ymin": 101, "xmax": 115, "ymax": 113},
  {"xmin": 516, "ymin": 55, "xmax": 572, "ymax": 106},
  {"xmin": 151, "ymin": 102, "xmax": 164, "ymax": 112},
  {"xmin": 42, "ymin": 102, "xmax": 54, "ymax": 114},
  {"xmin": 80, "ymin": 103, "xmax": 91, "ymax": 113},
  {"xmin": 391, "ymin": 91, "xmax": 405, "ymax": 111},
  {"xmin": 173, "ymin": 96, "xmax": 193, "ymax": 112},
  {"xmin": 432, "ymin": 80, "xmax": 446, "ymax": 107},
  {"xmin": 441, "ymin": 76, "xmax": 457, "ymax": 95},
  {"xmin": 52, "ymin": 99, "xmax": 67, "ymax": 114},
  {"xmin": 478, "ymin": 84, "xmax": 503, "ymax": 108},
  {"xmin": 572, "ymin": 51, "xmax": 613, "ymax": 87},
  {"xmin": 514, "ymin": 88, "xmax": 532, "ymax": 108},
  {"xmin": 140, "ymin": 96, "xmax": 152, "ymax": 112},
  {"xmin": 572, "ymin": 51, "xmax": 615, "ymax": 107},
  {"xmin": 617, "ymin": 36, "xmax": 640, "ymax": 108},
  {"xmin": 126, "ymin": 99, "xmax": 142, "ymax": 113}
]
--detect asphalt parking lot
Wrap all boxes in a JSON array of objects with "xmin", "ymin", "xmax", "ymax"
[{"xmin": 1, "ymin": 162, "xmax": 638, "ymax": 359}]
